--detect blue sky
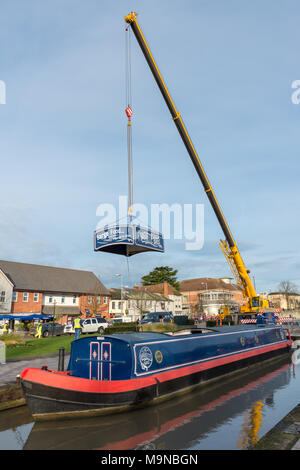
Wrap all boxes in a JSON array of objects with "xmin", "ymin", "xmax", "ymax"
[{"xmin": 0, "ymin": 0, "xmax": 299, "ymax": 292}]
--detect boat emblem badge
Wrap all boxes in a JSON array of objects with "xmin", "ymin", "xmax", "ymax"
[
  {"xmin": 155, "ymin": 350, "xmax": 163, "ymax": 364},
  {"xmin": 240, "ymin": 337, "xmax": 245, "ymax": 347},
  {"xmin": 139, "ymin": 346, "xmax": 153, "ymax": 371}
]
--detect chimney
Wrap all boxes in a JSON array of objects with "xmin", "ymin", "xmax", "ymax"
[{"xmin": 163, "ymin": 282, "xmax": 168, "ymax": 297}]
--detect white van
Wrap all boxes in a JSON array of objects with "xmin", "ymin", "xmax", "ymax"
[{"xmin": 64, "ymin": 317, "xmax": 110, "ymax": 335}]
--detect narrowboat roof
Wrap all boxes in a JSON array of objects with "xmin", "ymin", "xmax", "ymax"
[
  {"xmin": 98, "ymin": 331, "xmax": 170, "ymax": 344},
  {"xmin": 84, "ymin": 324, "xmax": 278, "ymax": 346}
]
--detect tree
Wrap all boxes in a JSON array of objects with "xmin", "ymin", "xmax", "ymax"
[
  {"xmin": 141, "ymin": 266, "xmax": 180, "ymax": 292},
  {"xmin": 278, "ymin": 281, "xmax": 299, "ymax": 309}
]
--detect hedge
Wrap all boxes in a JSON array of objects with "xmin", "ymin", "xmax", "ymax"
[{"xmin": 105, "ymin": 322, "xmax": 138, "ymax": 334}]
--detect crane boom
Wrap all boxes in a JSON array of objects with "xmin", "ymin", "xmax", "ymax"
[{"xmin": 125, "ymin": 12, "xmax": 267, "ymax": 312}]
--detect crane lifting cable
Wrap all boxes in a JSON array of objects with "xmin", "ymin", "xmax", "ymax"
[
  {"xmin": 125, "ymin": 25, "xmax": 133, "ymax": 220},
  {"xmin": 94, "ymin": 25, "xmax": 164, "ymax": 257}
]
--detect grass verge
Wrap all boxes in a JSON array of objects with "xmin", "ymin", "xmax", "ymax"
[
  {"xmin": 4, "ymin": 323, "xmax": 191, "ymax": 359},
  {"xmin": 5, "ymin": 335, "xmax": 74, "ymax": 359}
]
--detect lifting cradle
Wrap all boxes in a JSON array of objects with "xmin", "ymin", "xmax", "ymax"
[{"xmin": 94, "ymin": 25, "xmax": 164, "ymax": 257}]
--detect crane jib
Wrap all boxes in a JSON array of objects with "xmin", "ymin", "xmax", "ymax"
[
  {"xmin": 127, "ymin": 16, "xmax": 235, "ymax": 248},
  {"xmin": 125, "ymin": 12, "xmax": 261, "ymax": 310}
]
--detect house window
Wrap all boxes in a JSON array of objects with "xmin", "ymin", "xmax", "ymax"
[
  {"xmin": 23, "ymin": 292, "xmax": 29, "ymax": 302},
  {"xmin": 104, "ymin": 296, "xmax": 107, "ymax": 304},
  {"xmin": 0, "ymin": 291, "xmax": 5, "ymax": 303},
  {"xmin": 112, "ymin": 301, "xmax": 115, "ymax": 309},
  {"xmin": 33, "ymin": 293, "xmax": 39, "ymax": 303},
  {"xmin": 61, "ymin": 295, "xmax": 65, "ymax": 304},
  {"xmin": 12, "ymin": 292, "xmax": 18, "ymax": 302},
  {"xmin": 48, "ymin": 295, "xmax": 53, "ymax": 304},
  {"xmin": 118, "ymin": 302, "xmax": 121, "ymax": 309},
  {"xmin": 72, "ymin": 295, "xmax": 77, "ymax": 304},
  {"xmin": 88, "ymin": 296, "xmax": 92, "ymax": 304}
]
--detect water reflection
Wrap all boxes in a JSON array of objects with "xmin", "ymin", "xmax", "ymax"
[
  {"xmin": 0, "ymin": 407, "xmax": 33, "ymax": 450},
  {"xmin": 237, "ymin": 401, "xmax": 264, "ymax": 449},
  {"xmin": 0, "ymin": 354, "xmax": 298, "ymax": 450}
]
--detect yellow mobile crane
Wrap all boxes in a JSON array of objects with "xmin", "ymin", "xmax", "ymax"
[{"xmin": 124, "ymin": 12, "xmax": 269, "ymax": 315}]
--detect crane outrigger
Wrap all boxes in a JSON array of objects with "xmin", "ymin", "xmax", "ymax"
[{"xmin": 124, "ymin": 11, "xmax": 269, "ymax": 315}]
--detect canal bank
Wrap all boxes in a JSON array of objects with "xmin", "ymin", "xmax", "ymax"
[
  {"xmin": 0, "ymin": 352, "xmax": 70, "ymax": 411},
  {"xmin": 0, "ymin": 383, "xmax": 25, "ymax": 412},
  {"xmin": 250, "ymin": 402, "xmax": 300, "ymax": 450}
]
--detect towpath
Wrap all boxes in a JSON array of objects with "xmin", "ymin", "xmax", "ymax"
[{"xmin": 0, "ymin": 354, "xmax": 70, "ymax": 386}]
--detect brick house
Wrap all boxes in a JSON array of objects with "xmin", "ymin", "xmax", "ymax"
[
  {"xmin": 0, "ymin": 260, "xmax": 110, "ymax": 323},
  {"xmin": 180, "ymin": 277, "xmax": 244, "ymax": 316}
]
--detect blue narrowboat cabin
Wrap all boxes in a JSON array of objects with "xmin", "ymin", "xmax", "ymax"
[{"xmin": 20, "ymin": 324, "xmax": 292, "ymax": 420}]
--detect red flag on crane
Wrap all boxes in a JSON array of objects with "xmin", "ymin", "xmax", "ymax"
[{"xmin": 125, "ymin": 106, "xmax": 133, "ymax": 120}]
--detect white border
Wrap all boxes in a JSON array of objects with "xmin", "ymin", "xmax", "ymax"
[
  {"xmin": 101, "ymin": 342, "xmax": 111, "ymax": 380},
  {"xmin": 89, "ymin": 341, "xmax": 100, "ymax": 380}
]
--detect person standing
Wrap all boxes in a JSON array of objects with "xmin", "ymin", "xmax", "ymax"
[
  {"xmin": 3, "ymin": 322, "xmax": 8, "ymax": 334},
  {"xmin": 35, "ymin": 322, "xmax": 42, "ymax": 339},
  {"xmin": 73, "ymin": 316, "xmax": 82, "ymax": 340}
]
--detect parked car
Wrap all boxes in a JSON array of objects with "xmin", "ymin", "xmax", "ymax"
[
  {"xmin": 82, "ymin": 317, "xmax": 110, "ymax": 334},
  {"xmin": 36, "ymin": 322, "xmax": 65, "ymax": 338},
  {"xmin": 64, "ymin": 317, "xmax": 110, "ymax": 335},
  {"xmin": 141, "ymin": 312, "xmax": 174, "ymax": 324}
]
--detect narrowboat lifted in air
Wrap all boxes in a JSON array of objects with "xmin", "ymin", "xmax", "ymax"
[{"xmin": 20, "ymin": 324, "xmax": 292, "ymax": 421}]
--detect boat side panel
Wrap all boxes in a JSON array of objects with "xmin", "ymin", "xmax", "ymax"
[{"xmin": 133, "ymin": 327, "xmax": 287, "ymax": 376}]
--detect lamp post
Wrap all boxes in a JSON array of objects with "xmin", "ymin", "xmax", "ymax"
[
  {"xmin": 201, "ymin": 282, "xmax": 208, "ymax": 291},
  {"xmin": 52, "ymin": 299, "xmax": 57, "ymax": 335},
  {"xmin": 200, "ymin": 282, "xmax": 208, "ymax": 316},
  {"xmin": 115, "ymin": 274, "xmax": 123, "ymax": 315}
]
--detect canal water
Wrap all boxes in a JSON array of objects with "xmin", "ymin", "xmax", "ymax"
[{"xmin": 0, "ymin": 350, "xmax": 299, "ymax": 450}]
